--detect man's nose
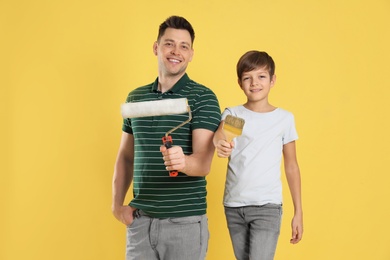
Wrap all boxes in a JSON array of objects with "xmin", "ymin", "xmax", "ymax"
[{"xmin": 170, "ymin": 45, "xmax": 180, "ymax": 55}]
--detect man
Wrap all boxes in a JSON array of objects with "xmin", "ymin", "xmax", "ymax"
[{"xmin": 112, "ymin": 16, "xmax": 221, "ymax": 260}]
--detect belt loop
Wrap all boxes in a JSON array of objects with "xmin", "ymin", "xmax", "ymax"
[{"xmin": 133, "ymin": 208, "xmax": 141, "ymax": 219}]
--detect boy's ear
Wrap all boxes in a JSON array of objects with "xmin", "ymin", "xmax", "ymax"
[
  {"xmin": 270, "ymin": 74, "xmax": 276, "ymax": 87},
  {"xmin": 238, "ymin": 78, "xmax": 243, "ymax": 89}
]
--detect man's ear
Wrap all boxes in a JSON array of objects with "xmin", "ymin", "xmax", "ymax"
[
  {"xmin": 153, "ymin": 41, "xmax": 158, "ymax": 56},
  {"xmin": 189, "ymin": 48, "xmax": 194, "ymax": 62}
]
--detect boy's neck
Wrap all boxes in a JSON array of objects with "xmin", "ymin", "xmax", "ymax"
[{"xmin": 244, "ymin": 101, "xmax": 276, "ymax": 113}]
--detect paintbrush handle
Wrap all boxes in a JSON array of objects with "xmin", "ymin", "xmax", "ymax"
[
  {"xmin": 162, "ymin": 135, "xmax": 179, "ymax": 177},
  {"xmin": 224, "ymin": 131, "xmax": 238, "ymax": 144}
]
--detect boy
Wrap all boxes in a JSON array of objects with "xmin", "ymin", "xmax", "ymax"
[{"xmin": 213, "ymin": 50, "xmax": 303, "ymax": 260}]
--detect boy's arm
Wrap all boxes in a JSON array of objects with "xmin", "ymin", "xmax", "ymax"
[
  {"xmin": 112, "ymin": 132, "xmax": 136, "ymax": 225},
  {"xmin": 283, "ymin": 141, "xmax": 303, "ymax": 244},
  {"xmin": 213, "ymin": 121, "xmax": 234, "ymax": 158}
]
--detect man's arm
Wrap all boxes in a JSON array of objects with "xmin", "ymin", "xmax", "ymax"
[
  {"xmin": 160, "ymin": 128, "xmax": 216, "ymax": 177},
  {"xmin": 283, "ymin": 141, "xmax": 303, "ymax": 244},
  {"xmin": 112, "ymin": 132, "xmax": 135, "ymax": 225}
]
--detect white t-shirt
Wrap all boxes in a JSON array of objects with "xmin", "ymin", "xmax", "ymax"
[{"xmin": 222, "ymin": 105, "xmax": 298, "ymax": 207}]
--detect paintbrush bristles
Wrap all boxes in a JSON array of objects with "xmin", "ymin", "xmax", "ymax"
[{"xmin": 224, "ymin": 115, "xmax": 245, "ymax": 129}]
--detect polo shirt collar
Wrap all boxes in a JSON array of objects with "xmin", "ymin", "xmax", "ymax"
[{"xmin": 151, "ymin": 73, "xmax": 190, "ymax": 93}]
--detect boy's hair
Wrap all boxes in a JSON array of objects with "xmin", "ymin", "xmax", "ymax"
[
  {"xmin": 157, "ymin": 16, "xmax": 195, "ymax": 45},
  {"xmin": 237, "ymin": 51, "xmax": 275, "ymax": 80}
]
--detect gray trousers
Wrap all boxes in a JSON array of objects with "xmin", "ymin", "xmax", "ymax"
[
  {"xmin": 225, "ymin": 204, "xmax": 282, "ymax": 260},
  {"xmin": 126, "ymin": 210, "xmax": 209, "ymax": 260}
]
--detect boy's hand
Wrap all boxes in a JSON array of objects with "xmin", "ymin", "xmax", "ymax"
[
  {"xmin": 160, "ymin": 145, "xmax": 186, "ymax": 172},
  {"xmin": 215, "ymin": 139, "xmax": 234, "ymax": 158},
  {"xmin": 290, "ymin": 214, "xmax": 303, "ymax": 244}
]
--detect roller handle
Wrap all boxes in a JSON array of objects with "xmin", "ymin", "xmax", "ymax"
[{"xmin": 162, "ymin": 135, "xmax": 179, "ymax": 177}]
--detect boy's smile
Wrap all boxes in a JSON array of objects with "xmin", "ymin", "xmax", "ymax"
[{"xmin": 249, "ymin": 88, "xmax": 262, "ymax": 93}]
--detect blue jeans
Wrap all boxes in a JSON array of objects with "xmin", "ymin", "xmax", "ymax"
[
  {"xmin": 225, "ymin": 204, "xmax": 282, "ymax": 260},
  {"xmin": 126, "ymin": 210, "xmax": 209, "ymax": 260}
]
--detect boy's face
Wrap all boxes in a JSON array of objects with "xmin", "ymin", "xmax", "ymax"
[
  {"xmin": 238, "ymin": 67, "xmax": 276, "ymax": 102},
  {"xmin": 153, "ymin": 28, "xmax": 194, "ymax": 78}
]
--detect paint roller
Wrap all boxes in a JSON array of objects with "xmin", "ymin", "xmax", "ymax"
[{"xmin": 121, "ymin": 98, "xmax": 192, "ymax": 177}]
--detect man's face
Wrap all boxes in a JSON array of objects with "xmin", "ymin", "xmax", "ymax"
[{"xmin": 153, "ymin": 28, "xmax": 194, "ymax": 78}]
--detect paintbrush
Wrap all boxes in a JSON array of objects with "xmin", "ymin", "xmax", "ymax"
[{"xmin": 223, "ymin": 115, "xmax": 245, "ymax": 143}]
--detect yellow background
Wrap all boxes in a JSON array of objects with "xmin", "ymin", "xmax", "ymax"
[{"xmin": 2, "ymin": 0, "xmax": 390, "ymax": 259}]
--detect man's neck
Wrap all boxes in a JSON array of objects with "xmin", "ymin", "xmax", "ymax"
[{"xmin": 158, "ymin": 73, "xmax": 185, "ymax": 93}]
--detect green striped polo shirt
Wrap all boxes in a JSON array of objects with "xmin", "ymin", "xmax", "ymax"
[{"xmin": 122, "ymin": 74, "xmax": 221, "ymax": 218}]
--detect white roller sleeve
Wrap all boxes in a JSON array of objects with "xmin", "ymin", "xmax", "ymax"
[{"xmin": 121, "ymin": 98, "xmax": 189, "ymax": 119}]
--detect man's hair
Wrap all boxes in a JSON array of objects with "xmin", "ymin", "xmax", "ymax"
[
  {"xmin": 236, "ymin": 51, "xmax": 275, "ymax": 80},
  {"xmin": 157, "ymin": 16, "xmax": 195, "ymax": 45}
]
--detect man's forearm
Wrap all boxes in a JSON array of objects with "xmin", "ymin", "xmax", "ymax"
[
  {"xmin": 112, "ymin": 159, "xmax": 133, "ymax": 211},
  {"xmin": 182, "ymin": 151, "xmax": 214, "ymax": 177}
]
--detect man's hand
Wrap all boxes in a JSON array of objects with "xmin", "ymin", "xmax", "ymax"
[
  {"xmin": 112, "ymin": 205, "xmax": 135, "ymax": 226},
  {"xmin": 160, "ymin": 145, "xmax": 186, "ymax": 172}
]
